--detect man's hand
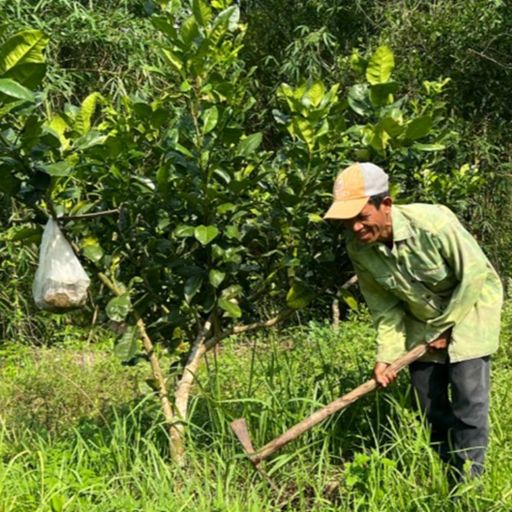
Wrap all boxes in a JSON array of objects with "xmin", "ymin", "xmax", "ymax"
[
  {"xmin": 373, "ymin": 361, "xmax": 397, "ymax": 388},
  {"xmin": 428, "ymin": 328, "xmax": 452, "ymax": 351}
]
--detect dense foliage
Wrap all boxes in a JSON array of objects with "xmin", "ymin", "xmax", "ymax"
[
  {"xmin": 1, "ymin": 0, "xmax": 511, "ymax": 471},
  {"xmin": 1, "ymin": 309, "xmax": 512, "ymax": 510}
]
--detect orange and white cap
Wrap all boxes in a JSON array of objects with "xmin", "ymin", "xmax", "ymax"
[{"xmin": 323, "ymin": 162, "xmax": 389, "ymax": 220}]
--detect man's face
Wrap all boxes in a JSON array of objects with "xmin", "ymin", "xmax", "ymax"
[{"xmin": 342, "ymin": 198, "xmax": 393, "ymax": 244}]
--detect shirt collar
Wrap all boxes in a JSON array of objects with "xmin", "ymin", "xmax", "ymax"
[{"xmin": 392, "ymin": 205, "xmax": 413, "ymax": 242}]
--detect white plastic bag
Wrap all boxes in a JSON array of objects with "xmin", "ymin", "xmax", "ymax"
[{"xmin": 33, "ymin": 218, "xmax": 91, "ymax": 312}]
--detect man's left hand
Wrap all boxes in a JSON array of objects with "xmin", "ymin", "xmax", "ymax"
[{"xmin": 428, "ymin": 328, "xmax": 452, "ymax": 351}]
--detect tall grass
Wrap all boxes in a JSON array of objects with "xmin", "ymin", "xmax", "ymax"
[{"xmin": 0, "ymin": 309, "xmax": 511, "ymax": 510}]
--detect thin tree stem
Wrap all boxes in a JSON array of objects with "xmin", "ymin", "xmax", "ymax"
[
  {"xmin": 97, "ymin": 272, "xmax": 181, "ymax": 461},
  {"xmin": 58, "ymin": 209, "xmax": 120, "ymax": 221}
]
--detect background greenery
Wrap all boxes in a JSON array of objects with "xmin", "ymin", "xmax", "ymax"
[
  {"xmin": 1, "ymin": 306, "xmax": 512, "ymax": 511},
  {"xmin": 1, "ymin": 0, "xmax": 511, "ymax": 509}
]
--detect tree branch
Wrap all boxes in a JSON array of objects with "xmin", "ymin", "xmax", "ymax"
[
  {"xmin": 174, "ymin": 316, "xmax": 213, "ymax": 420},
  {"xmin": 341, "ymin": 274, "xmax": 358, "ymax": 289},
  {"xmin": 58, "ymin": 209, "xmax": 120, "ymax": 221},
  {"xmin": 468, "ymin": 48, "xmax": 512, "ymax": 70},
  {"xmin": 97, "ymin": 272, "xmax": 181, "ymax": 460},
  {"xmin": 204, "ymin": 308, "xmax": 294, "ymax": 351}
]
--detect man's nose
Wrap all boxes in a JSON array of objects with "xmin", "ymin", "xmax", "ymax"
[{"xmin": 352, "ymin": 221, "xmax": 364, "ymax": 233}]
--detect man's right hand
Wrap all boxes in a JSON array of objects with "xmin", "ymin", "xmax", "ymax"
[{"xmin": 373, "ymin": 361, "xmax": 397, "ymax": 388}]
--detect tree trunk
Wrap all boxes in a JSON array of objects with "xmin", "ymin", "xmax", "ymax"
[
  {"xmin": 135, "ymin": 317, "xmax": 184, "ymax": 463},
  {"xmin": 171, "ymin": 319, "xmax": 212, "ymax": 464},
  {"xmin": 97, "ymin": 273, "xmax": 183, "ymax": 462},
  {"xmin": 332, "ymin": 298, "xmax": 340, "ymax": 328}
]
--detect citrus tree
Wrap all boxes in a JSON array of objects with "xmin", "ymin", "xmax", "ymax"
[{"xmin": 18, "ymin": 1, "xmax": 316, "ymax": 462}]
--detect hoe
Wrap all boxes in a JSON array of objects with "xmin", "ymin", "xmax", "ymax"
[{"xmin": 231, "ymin": 341, "xmax": 430, "ymax": 477}]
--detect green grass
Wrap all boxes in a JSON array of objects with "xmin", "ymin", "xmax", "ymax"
[{"xmin": 0, "ymin": 306, "xmax": 511, "ymax": 511}]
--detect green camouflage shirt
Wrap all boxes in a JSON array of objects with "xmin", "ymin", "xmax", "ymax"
[{"xmin": 346, "ymin": 204, "xmax": 503, "ymax": 364}]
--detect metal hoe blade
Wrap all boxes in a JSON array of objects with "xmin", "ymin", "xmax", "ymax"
[{"xmin": 230, "ymin": 417, "xmax": 280, "ymax": 491}]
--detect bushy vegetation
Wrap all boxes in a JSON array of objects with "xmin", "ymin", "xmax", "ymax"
[
  {"xmin": 1, "ymin": 308, "xmax": 512, "ymax": 510},
  {"xmin": 1, "ymin": 0, "xmax": 511, "ymax": 508},
  {"xmin": 0, "ymin": 0, "xmax": 160, "ymax": 104}
]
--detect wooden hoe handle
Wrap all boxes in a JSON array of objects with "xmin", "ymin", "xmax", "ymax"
[{"xmin": 231, "ymin": 342, "xmax": 428, "ymax": 465}]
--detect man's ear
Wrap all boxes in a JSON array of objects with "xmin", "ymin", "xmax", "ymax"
[{"xmin": 381, "ymin": 196, "xmax": 393, "ymax": 213}]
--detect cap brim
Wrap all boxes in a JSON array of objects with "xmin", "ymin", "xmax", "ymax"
[{"xmin": 323, "ymin": 197, "xmax": 368, "ymax": 220}]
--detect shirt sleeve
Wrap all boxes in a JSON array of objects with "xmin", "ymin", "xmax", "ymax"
[
  {"xmin": 351, "ymin": 258, "xmax": 408, "ymax": 364},
  {"xmin": 424, "ymin": 214, "xmax": 491, "ymax": 341}
]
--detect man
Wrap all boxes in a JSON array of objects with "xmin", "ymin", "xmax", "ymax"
[{"xmin": 324, "ymin": 162, "xmax": 503, "ymax": 478}]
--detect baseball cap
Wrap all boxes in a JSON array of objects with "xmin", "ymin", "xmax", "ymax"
[{"xmin": 323, "ymin": 162, "xmax": 389, "ymax": 219}]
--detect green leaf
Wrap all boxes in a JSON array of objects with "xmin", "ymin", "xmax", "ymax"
[
  {"xmin": 412, "ymin": 143, "xmax": 446, "ymax": 152},
  {"xmin": 194, "ymin": 225, "xmax": 219, "ymax": 245},
  {"xmin": 192, "ymin": 0, "xmax": 212, "ymax": 26},
  {"xmin": 75, "ymin": 92, "xmax": 103, "ymax": 135},
  {"xmin": 175, "ymin": 224, "xmax": 196, "ymax": 237},
  {"xmin": 302, "ymin": 81, "xmax": 325, "ymax": 108},
  {"xmin": 180, "ymin": 16, "xmax": 200, "ymax": 46},
  {"xmin": 227, "ymin": 5, "xmax": 240, "ymax": 31},
  {"xmin": 114, "ymin": 326, "xmax": 139, "ymax": 361},
  {"xmin": 0, "ymin": 78, "xmax": 34, "ymax": 102},
  {"xmin": 0, "ymin": 166, "xmax": 21, "ymax": 195},
  {"xmin": 213, "ymin": 168, "xmax": 231, "ymax": 184},
  {"xmin": 379, "ymin": 116, "xmax": 404, "ymax": 138},
  {"xmin": 210, "ymin": 6, "xmax": 239, "ymax": 43},
  {"xmin": 174, "ymin": 142, "xmax": 193, "ymax": 157},
  {"xmin": 286, "ymin": 282, "xmax": 315, "ymax": 309},
  {"xmin": 225, "ymin": 225, "xmax": 240, "ymax": 239},
  {"xmin": 340, "ymin": 289, "xmax": 358, "ymax": 311},
  {"xmin": 369, "ymin": 125, "xmax": 391, "ymax": 151},
  {"xmin": 209, "ymin": 269, "xmax": 225, "ymax": 288},
  {"xmin": 202, "ymin": 106, "xmax": 218, "ymax": 134},
  {"xmin": 350, "ymin": 50, "xmax": 367, "ymax": 74},
  {"xmin": 347, "ymin": 84, "xmax": 370, "ymax": 116},
  {"xmin": 41, "ymin": 161, "xmax": 71, "ymax": 176},
  {"xmin": 82, "ymin": 243, "xmax": 104, "ymax": 263},
  {"xmin": 50, "ymin": 494, "xmax": 65, "ymax": 512},
  {"xmin": 162, "ymin": 49, "xmax": 183, "ymax": 73},
  {"xmin": 236, "ymin": 132, "xmax": 262, "ymax": 157},
  {"xmin": 308, "ymin": 213, "xmax": 324, "ymax": 223},
  {"xmin": 0, "ymin": 98, "xmax": 25, "ymax": 117},
  {"xmin": 217, "ymin": 202, "xmax": 236, "ymax": 214},
  {"xmin": 0, "ymin": 29, "xmax": 48, "ymax": 87},
  {"xmin": 221, "ymin": 284, "xmax": 242, "ymax": 300},
  {"xmin": 156, "ymin": 166, "xmax": 170, "ymax": 192},
  {"xmin": 218, "ymin": 297, "xmax": 242, "ymax": 318},
  {"xmin": 366, "ymin": 45, "xmax": 394, "ymax": 85},
  {"xmin": 404, "ymin": 116, "xmax": 432, "ymax": 140},
  {"xmin": 292, "ymin": 118, "xmax": 315, "ymax": 152},
  {"xmin": 369, "ymin": 82, "xmax": 398, "ymax": 106},
  {"xmin": 185, "ymin": 275, "xmax": 203, "ymax": 302},
  {"xmin": 45, "ymin": 115, "xmax": 69, "ymax": 148},
  {"xmin": 73, "ymin": 131, "xmax": 107, "ymax": 150},
  {"xmin": 151, "ymin": 16, "xmax": 179, "ymax": 40},
  {"xmin": 106, "ymin": 294, "xmax": 132, "ymax": 322},
  {"xmin": 20, "ymin": 114, "xmax": 43, "ymax": 150},
  {"xmin": 10, "ymin": 226, "xmax": 41, "ymax": 242}
]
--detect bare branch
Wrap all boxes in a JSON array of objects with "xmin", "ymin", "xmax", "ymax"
[
  {"xmin": 204, "ymin": 308, "xmax": 294, "ymax": 351},
  {"xmin": 58, "ymin": 209, "xmax": 120, "ymax": 222},
  {"xmin": 342, "ymin": 274, "xmax": 358, "ymax": 289},
  {"xmin": 468, "ymin": 48, "xmax": 512, "ymax": 70}
]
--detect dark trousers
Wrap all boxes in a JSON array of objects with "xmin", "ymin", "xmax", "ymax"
[{"xmin": 409, "ymin": 356, "xmax": 490, "ymax": 477}]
